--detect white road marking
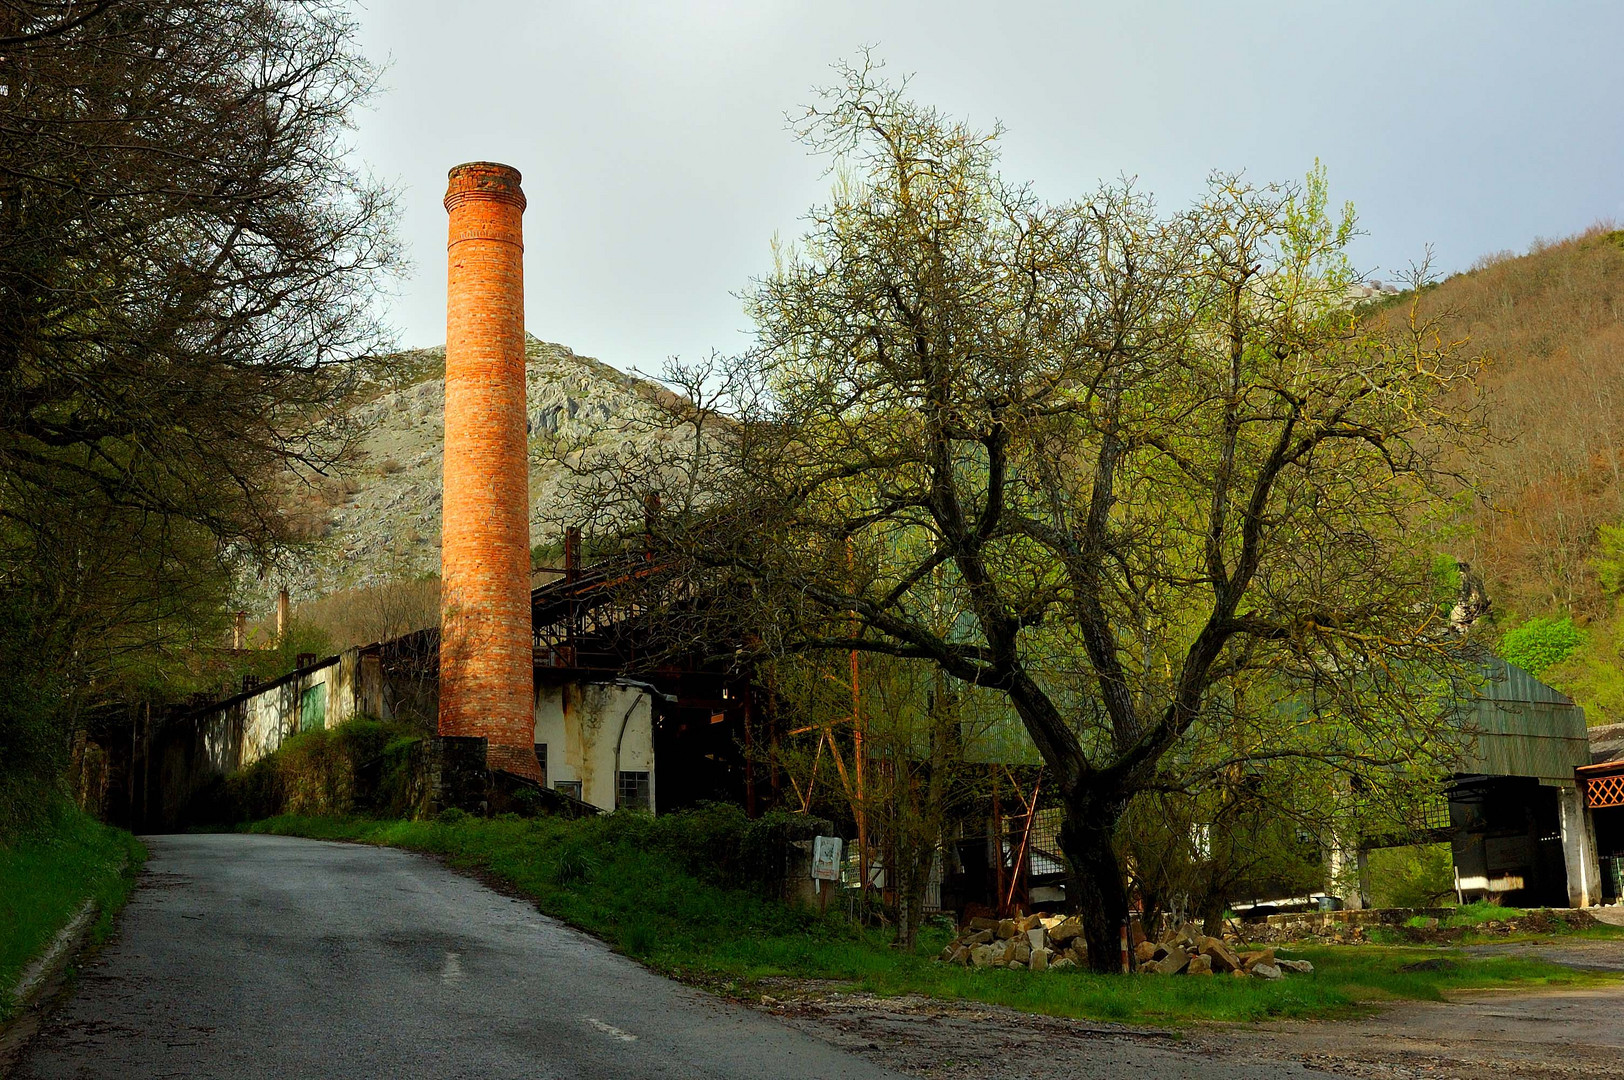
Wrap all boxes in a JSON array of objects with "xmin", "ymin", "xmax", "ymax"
[
  {"xmin": 584, "ymin": 1017, "xmax": 638, "ymax": 1042},
  {"xmin": 441, "ymin": 951, "xmax": 463, "ymax": 984}
]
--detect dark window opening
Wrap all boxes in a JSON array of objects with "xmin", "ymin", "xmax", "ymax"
[
  {"xmin": 534, "ymin": 743, "xmax": 548, "ymax": 788},
  {"xmin": 617, "ymin": 771, "xmax": 651, "ymax": 812},
  {"xmin": 554, "ymin": 780, "xmax": 583, "ymax": 802}
]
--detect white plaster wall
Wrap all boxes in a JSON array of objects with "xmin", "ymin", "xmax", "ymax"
[
  {"xmin": 534, "ymin": 682, "xmax": 654, "ymax": 813},
  {"xmin": 233, "ymin": 654, "xmax": 359, "ymax": 769}
]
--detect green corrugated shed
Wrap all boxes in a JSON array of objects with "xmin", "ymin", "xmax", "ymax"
[
  {"xmin": 947, "ymin": 654, "xmax": 1588, "ymax": 782},
  {"xmin": 1455, "ymin": 656, "xmax": 1588, "ymax": 782}
]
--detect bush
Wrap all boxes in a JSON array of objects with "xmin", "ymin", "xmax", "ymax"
[
  {"xmin": 1500, "ymin": 615, "xmax": 1584, "ymax": 677},
  {"xmin": 603, "ymin": 802, "xmax": 833, "ymax": 896},
  {"xmin": 0, "ymin": 601, "xmax": 69, "ymax": 839},
  {"xmin": 1446, "ymin": 900, "xmax": 1528, "ymax": 927},
  {"xmin": 1366, "ymin": 843, "xmax": 1456, "ymax": 908},
  {"xmin": 207, "ymin": 718, "xmax": 425, "ymax": 823}
]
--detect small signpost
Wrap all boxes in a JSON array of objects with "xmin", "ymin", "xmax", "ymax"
[{"xmin": 810, "ymin": 835, "xmax": 843, "ymax": 896}]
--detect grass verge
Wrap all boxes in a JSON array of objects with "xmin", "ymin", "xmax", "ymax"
[
  {"xmin": 1, "ymin": 804, "xmax": 145, "ymax": 1021},
  {"xmin": 246, "ymin": 811, "xmax": 1611, "ymax": 1025}
]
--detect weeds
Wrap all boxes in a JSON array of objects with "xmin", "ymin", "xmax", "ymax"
[{"xmin": 1445, "ymin": 901, "xmax": 1529, "ymax": 927}]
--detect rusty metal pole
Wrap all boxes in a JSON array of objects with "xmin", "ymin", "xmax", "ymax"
[
  {"xmin": 742, "ymin": 682, "xmax": 757, "ymax": 818},
  {"xmin": 990, "ymin": 767, "xmax": 1007, "ymax": 916}
]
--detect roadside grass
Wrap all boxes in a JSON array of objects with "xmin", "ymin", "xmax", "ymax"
[
  {"xmin": 1445, "ymin": 900, "xmax": 1529, "ymax": 927},
  {"xmin": 0, "ymin": 804, "xmax": 145, "ymax": 1021},
  {"xmin": 246, "ymin": 812, "xmax": 1610, "ymax": 1025},
  {"xmin": 1376, "ymin": 903, "xmax": 1624, "ymax": 945}
]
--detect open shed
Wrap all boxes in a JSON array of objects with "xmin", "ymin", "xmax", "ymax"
[{"xmin": 1444, "ymin": 657, "xmax": 1597, "ymax": 908}]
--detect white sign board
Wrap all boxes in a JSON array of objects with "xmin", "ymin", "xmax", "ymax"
[{"xmin": 810, "ymin": 835, "xmax": 844, "ymax": 883}]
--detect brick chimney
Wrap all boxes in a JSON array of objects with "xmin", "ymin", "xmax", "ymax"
[
  {"xmin": 438, "ymin": 161, "xmax": 538, "ymax": 779},
  {"xmin": 275, "ymin": 588, "xmax": 290, "ymax": 645}
]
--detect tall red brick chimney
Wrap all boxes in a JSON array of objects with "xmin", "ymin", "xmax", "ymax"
[{"xmin": 439, "ymin": 161, "xmax": 538, "ymax": 779}]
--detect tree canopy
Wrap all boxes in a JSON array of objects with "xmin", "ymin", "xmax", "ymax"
[{"xmin": 0, "ymin": 0, "xmax": 397, "ymax": 829}]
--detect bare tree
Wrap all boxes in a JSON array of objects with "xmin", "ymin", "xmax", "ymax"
[
  {"xmin": 0, "ymin": 0, "xmax": 398, "ymax": 823},
  {"xmin": 565, "ymin": 59, "xmax": 1482, "ymax": 970},
  {"xmin": 0, "ymin": 0, "xmax": 397, "ymax": 551}
]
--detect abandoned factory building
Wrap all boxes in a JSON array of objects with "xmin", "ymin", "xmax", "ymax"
[{"xmin": 78, "ymin": 159, "xmax": 1624, "ymax": 919}]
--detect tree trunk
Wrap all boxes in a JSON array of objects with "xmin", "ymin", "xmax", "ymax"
[
  {"xmin": 1198, "ymin": 883, "xmax": 1227, "ymax": 938},
  {"xmin": 898, "ymin": 839, "xmax": 934, "ymax": 949},
  {"xmin": 1060, "ymin": 792, "xmax": 1130, "ymax": 974},
  {"xmin": 898, "ymin": 705, "xmax": 953, "ymax": 950}
]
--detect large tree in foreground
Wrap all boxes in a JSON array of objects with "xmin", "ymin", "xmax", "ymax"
[
  {"xmin": 0, "ymin": 1, "xmax": 397, "ymax": 828},
  {"xmin": 568, "ymin": 60, "xmax": 1483, "ymax": 968}
]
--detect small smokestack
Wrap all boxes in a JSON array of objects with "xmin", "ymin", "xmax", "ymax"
[
  {"xmin": 233, "ymin": 611, "xmax": 247, "ymax": 651},
  {"xmin": 564, "ymin": 525, "xmax": 581, "ymax": 583},
  {"xmin": 439, "ymin": 161, "xmax": 538, "ymax": 780},
  {"xmin": 275, "ymin": 589, "xmax": 290, "ymax": 645}
]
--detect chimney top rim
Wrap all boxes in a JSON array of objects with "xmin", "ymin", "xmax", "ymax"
[
  {"xmin": 445, "ymin": 161, "xmax": 525, "ymax": 212},
  {"xmin": 447, "ymin": 160, "xmax": 523, "ymax": 183}
]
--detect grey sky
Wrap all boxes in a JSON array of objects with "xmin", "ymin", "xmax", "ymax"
[{"xmin": 352, "ymin": 1, "xmax": 1624, "ymax": 372}]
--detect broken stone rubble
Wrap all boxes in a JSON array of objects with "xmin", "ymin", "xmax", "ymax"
[
  {"xmin": 937, "ymin": 913, "xmax": 1089, "ymax": 972},
  {"xmin": 1135, "ymin": 925, "xmax": 1312, "ymax": 979},
  {"xmin": 937, "ymin": 916, "xmax": 1313, "ymax": 979}
]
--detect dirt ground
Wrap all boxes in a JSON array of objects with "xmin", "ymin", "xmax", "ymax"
[{"xmin": 757, "ymin": 936, "xmax": 1624, "ymax": 1080}]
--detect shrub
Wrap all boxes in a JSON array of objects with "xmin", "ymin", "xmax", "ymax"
[
  {"xmin": 553, "ymin": 842, "xmax": 598, "ymax": 885},
  {"xmin": 1366, "ymin": 843, "xmax": 1456, "ymax": 908},
  {"xmin": 208, "ymin": 718, "xmax": 425, "ymax": 823},
  {"xmin": 605, "ymin": 802, "xmax": 834, "ymax": 896},
  {"xmin": 0, "ymin": 602, "xmax": 68, "ymax": 839},
  {"xmin": 1499, "ymin": 615, "xmax": 1584, "ymax": 676},
  {"xmin": 1445, "ymin": 900, "xmax": 1527, "ymax": 927}
]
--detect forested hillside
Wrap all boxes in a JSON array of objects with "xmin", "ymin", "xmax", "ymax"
[{"xmin": 1412, "ymin": 227, "xmax": 1624, "ymax": 720}]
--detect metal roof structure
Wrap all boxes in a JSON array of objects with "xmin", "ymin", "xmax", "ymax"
[{"xmin": 1454, "ymin": 656, "xmax": 1589, "ymax": 783}]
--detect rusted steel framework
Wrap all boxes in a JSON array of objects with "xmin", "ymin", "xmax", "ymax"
[{"xmin": 530, "ymin": 553, "xmax": 673, "ymax": 671}]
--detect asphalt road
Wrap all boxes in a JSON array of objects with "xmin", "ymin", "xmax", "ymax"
[{"xmin": 14, "ymin": 833, "xmax": 903, "ymax": 1080}]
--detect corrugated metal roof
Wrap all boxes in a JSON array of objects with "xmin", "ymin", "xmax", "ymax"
[
  {"xmin": 1475, "ymin": 657, "xmax": 1577, "ymax": 706},
  {"xmin": 1454, "ymin": 656, "xmax": 1589, "ymax": 782}
]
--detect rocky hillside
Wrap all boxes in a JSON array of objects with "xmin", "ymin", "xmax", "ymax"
[{"xmin": 278, "ymin": 336, "xmax": 671, "ymax": 600}]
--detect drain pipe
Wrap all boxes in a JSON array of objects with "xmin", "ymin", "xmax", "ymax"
[{"xmin": 613, "ymin": 679, "xmax": 673, "ymax": 810}]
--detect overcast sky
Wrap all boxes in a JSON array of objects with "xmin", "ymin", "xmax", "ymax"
[{"xmin": 350, "ymin": 1, "xmax": 1624, "ymax": 372}]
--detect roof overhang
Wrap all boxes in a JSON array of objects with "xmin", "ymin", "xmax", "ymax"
[{"xmin": 1577, "ymin": 761, "xmax": 1624, "ymax": 808}]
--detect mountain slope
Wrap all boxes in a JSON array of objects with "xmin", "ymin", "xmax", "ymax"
[
  {"xmin": 278, "ymin": 336, "xmax": 670, "ymax": 600},
  {"xmin": 1400, "ymin": 227, "xmax": 1624, "ymax": 718},
  {"xmin": 280, "ymin": 234, "xmax": 1624, "ymax": 720}
]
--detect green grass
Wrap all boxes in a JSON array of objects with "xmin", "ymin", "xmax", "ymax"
[
  {"xmin": 1444, "ymin": 900, "xmax": 1528, "ymax": 927},
  {"xmin": 1, "ymin": 804, "xmax": 145, "ymax": 1020},
  {"xmin": 245, "ymin": 812, "xmax": 1612, "ymax": 1025}
]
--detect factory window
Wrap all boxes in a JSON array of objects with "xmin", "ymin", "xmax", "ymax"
[
  {"xmin": 617, "ymin": 771, "xmax": 651, "ymax": 812},
  {"xmin": 554, "ymin": 780, "xmax": 583, "ymax": 802},
  {"xmin": 534, "ymin": 743, "xmax": 548, "ymax": 787}
]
